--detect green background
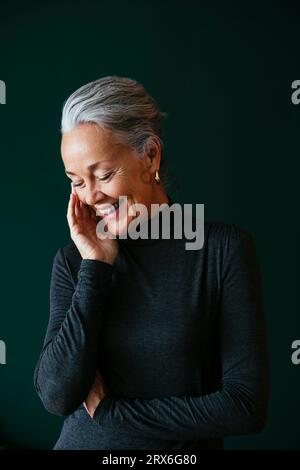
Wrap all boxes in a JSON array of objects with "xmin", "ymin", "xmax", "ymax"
[{"xmin": 0, "ymin": 0, "xmax": 299, "ymax": 449}]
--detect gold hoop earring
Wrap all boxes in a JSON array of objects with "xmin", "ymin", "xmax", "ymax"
[{"xmin": 154, "ymin": 170, "xmax": 160, "ymax": 184}]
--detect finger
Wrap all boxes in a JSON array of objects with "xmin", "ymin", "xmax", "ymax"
[
  {"xmin": 67, "ymin": 191, "xmax": 75, "ymax": 228},
  {"xmin": 90, "ymin": 206, "xmax": 98, "ymax": 223},
  {"xmin": 81, "ymin": 201, "xmax": 91, "ymax": 222},
  {"xmin": 94, "ymin": 371, "xmax": 103, "ymax": 386},
  {"xmin": 74, "ymin": 193, "xmax": 80, "ymax": 219},
  {"xmin": 84, "ymin": 203, "xmax": 98, "ymax": 224},
  {"xmin": 83, "ymin": 401, "xmax": 92, "ymax": 417},
  {"xmin": 70, "ymin": 183, "xmax": 76, "ymax": 214},
  {"xmin": 90, "ymin": 207, "xmax": 99, "ymax": 225},
  {"xmin": 69, "ymin": 183, "xmax": 78, "ymax": 219},
  {"xmin": 83, "ymin": 401, "xmax": 88, "ymax": 412},
  {"xmin": 87, "ymin": 204, "xmax": 94, "ymax": 220},
  {"xmin": 83, "ymin": 201, "xmax": 96, "ymax": 221},
  {"xmin": 78, "ymin": 198, "xmax": 86, "ymax": 221},
  {"xmin": 79, "ymin": 200, "xmax": 84, "ymax": 219}
]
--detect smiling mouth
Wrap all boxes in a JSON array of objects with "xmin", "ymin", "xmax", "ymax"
[{"xmin": 95, "ymin": 200, "xmax": 120, "ymax": 217}]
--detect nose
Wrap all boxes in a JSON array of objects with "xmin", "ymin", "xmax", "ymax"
[{"xmin": 84, "ymin": 182, "xmax": 106, "ymax": 206}]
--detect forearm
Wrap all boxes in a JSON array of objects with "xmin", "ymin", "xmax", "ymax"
[
  {"xmin": 34, "ymin": 258, "xmax": 112, "ymax": 416},
  {"xmin": 92, "ymin": 379, "xmax": 268, "ymax": 441}
]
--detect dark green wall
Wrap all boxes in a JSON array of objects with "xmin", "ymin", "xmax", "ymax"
[{"xmin": 0, "ymin": 0, "xmax": 299, "ymax": 449}]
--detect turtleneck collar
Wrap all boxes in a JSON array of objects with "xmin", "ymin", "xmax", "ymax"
[{"xmin": 116, "ymin": 193, "xmax": 175, "ymax": 246}]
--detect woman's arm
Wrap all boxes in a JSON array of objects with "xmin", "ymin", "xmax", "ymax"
[
  {"xmin": 33, "ymin": 247, "xmax": 113, "ymax": 416},
  {"xmin": 91, "ymin": 230, "xmax": 270, "ymax": 441}
]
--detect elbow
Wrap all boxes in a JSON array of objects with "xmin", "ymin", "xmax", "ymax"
[
  {"xmin": 227, "ymin": 384, "xmax": 269, "ymax": 436},
  {"xmin": 34, "ymin": 375, "xmax": 83, "ymax": 417},
  {"xmin": 247, "ymin": 385, "xmax": 270, "ymax": 434},
  {"xmin": 33, "ymin": 360, "xmax": 95, "ymax": 417},
  {"xmin": 41, "ymin": 396, "xmax": 79, "ymax": 417},
  {"xmin": 245, "ymin": 408, "xmax": 268, "ymax": 434},
  {"xmin": 239, "ymin": 396, "xmax": 269, "ymax": 435},
  {"xmin": 250, "ymin": 399, "xmax": 269, "ymax": 433}
]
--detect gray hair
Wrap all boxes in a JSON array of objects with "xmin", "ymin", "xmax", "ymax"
[{"xmin": 61, "ymin": 76, "xmax": 173, "ymax": 190}]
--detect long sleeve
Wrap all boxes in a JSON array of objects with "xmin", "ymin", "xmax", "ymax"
[
  {"xmin": 33, "ymin": 247, "xmax": 113, "ymax": 416},
  {"xmin": 92, "ymin": 230, "xmax": 270, "ymax": 441}
]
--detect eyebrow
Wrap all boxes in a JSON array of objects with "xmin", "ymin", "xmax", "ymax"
[{"xmin": 65, "ymin": 160, "xmax": 113, "ymax": 176}]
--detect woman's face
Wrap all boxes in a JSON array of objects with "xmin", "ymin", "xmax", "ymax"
[{"xmin": 61, "ymin": 123, "xmax": 167, "ymax": 237}]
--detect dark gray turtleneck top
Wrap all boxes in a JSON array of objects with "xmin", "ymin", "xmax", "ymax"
[{"xmin": 33, "ymin": 195, "xmax": 270, "ymax": 450}]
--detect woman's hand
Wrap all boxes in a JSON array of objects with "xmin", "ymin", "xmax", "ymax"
[
  {"xmin": 67, "ymin": 184, "xmax": 119, "ymax": 265},
  {"xmin": 83, "ymin": 370, "xmax": 109, "ymax": 418}
]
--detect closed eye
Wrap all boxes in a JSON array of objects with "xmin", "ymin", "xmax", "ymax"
[
  {"xmin": 96, "ymin": 172, "xmax": 113, "ymax": 181},
  {"xmin": 70, "ymin": 172, "xmax": 114, "ymax": 188}
]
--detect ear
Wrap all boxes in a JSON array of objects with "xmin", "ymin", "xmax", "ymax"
[{"xmin": 145, "ymin": 137, "xmax": 162, "ymax": 173}]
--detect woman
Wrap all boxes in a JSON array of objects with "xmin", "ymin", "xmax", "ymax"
[{"xmin": 33, "ymin": 76, "xmax": 270, "ymax": 450}]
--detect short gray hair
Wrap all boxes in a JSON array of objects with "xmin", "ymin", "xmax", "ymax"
[{"xmin": 61, "ymin": 76, "xmax": 172, "ymax": 190}]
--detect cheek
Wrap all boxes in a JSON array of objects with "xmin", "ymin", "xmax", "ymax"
[
  {"xmin": 113, "ymin": 164, "xmax": 141, "ymax": 189},
  {"xmin": 109, "ymin": 176, "xmax": 133, "ymax": 194}
]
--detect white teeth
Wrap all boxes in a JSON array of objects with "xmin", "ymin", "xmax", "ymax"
[{"xmin": 99, "ymin": 201, "xmax": 119, "ymax": 215}]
